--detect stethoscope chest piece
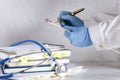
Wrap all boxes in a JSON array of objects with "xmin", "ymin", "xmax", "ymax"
[{"xmin": 55, "ymin": 64, "xmax": 68, "ymax": 77}]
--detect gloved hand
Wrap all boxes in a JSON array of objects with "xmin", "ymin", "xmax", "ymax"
[
  {"xmin": 59, "ymin": 11, "xmax": 84, "ymax": 27},
  {"xmin": 59, "ymin": 11, "xmax": 93, "ymax": 47}
]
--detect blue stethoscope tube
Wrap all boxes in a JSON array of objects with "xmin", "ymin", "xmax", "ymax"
[{"xmin": 0, "ymin": 40, "xmax": 56, "ymax": 79}]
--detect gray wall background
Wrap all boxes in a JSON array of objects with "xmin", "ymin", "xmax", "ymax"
[{"xmin": 0, "ymin": 0, "xmax": 119, "ymax": 62}]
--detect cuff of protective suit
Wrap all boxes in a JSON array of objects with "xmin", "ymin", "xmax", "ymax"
[{"xmin": 88, "ymin": 24, "xmax": 105, "ymax": 50}]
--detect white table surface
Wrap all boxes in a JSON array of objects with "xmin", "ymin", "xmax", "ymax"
[
  {"xmin": 10, "ymin": 61, "xmax": 120, "ymax": 80},
  {"xmin": 65, "ymin": 62, "xmax": 120, "ymax": 80}
]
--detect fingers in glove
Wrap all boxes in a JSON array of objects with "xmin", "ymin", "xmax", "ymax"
[
  {"xmin": 64, "ymin": 26, "xmax": 75, "ymax": 31},
  {"xmin": 64, "ymin": 31, "xmax": 71, "ymax": 39}
]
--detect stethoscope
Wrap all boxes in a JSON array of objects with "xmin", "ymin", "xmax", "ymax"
[{"xmin": 0, "ymin": 40, "xmax": 68, "ymax": 79}]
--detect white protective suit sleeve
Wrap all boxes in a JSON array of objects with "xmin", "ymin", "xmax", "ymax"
[
  {"xmin": 88, "ymin": 13, "xmax": 120, "ymax": 50},
  {"xmin": 88, "ymin": 15, "xmax": 120, "ymax": 50}
]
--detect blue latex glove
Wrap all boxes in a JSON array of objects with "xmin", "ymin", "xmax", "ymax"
[{"xmin": 59, "ymin": 11, "xmax": 93, "ymax": 47}]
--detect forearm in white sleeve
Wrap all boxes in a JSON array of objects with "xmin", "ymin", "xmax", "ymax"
[{"xmin": 88, "ymin": 13, "xmax": 120, "ymax": 50}]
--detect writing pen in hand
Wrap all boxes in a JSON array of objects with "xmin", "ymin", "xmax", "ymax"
[
  {"xmin": 45, "ymin": 18, "xmax": 68, "ymax": 31},
  {"xmin": 45, "ymin": 8, "xmax": 85, "ymax": 31},
  {"xmin": 56, "ymin": 8, "xmax": 85, "ymax": 23}
]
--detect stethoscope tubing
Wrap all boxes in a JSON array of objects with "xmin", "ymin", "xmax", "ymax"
[{"xmin": 0, "ymin": 40, "xmax": 57, "ymax": 79}]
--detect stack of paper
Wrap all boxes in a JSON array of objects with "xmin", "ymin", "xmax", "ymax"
[{"xmin": 0, "ymin": 43, "xmax": 71, "ymax": 74}]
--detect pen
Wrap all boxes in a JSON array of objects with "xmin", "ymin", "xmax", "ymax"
[
  {"xmin": 45, "ymin": 18, "xmax": 67, "ymax": 31},
  {"xmin": 56, "ymin": 8, "xmax": 85, "ymax": 23},
  {"xmin": 71, "ymin": 8, "xmax": 85, "ymax": 16},
  {"xmin": 45, "ymin": 8, "xmax": 85, "ymax": 31}
]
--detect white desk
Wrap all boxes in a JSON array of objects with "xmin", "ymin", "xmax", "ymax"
[
  {"xmin": 65, "ymin": 62, "xmax": 120, "ymax": 80},
  {"xmin": 10, "ymin": 62, "xmax": 120, "ymax": 80}
]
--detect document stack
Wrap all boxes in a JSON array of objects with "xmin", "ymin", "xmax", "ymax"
[{"xmin": 0, "ymin": 43, "xmax": 71, "ymax": 74}]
